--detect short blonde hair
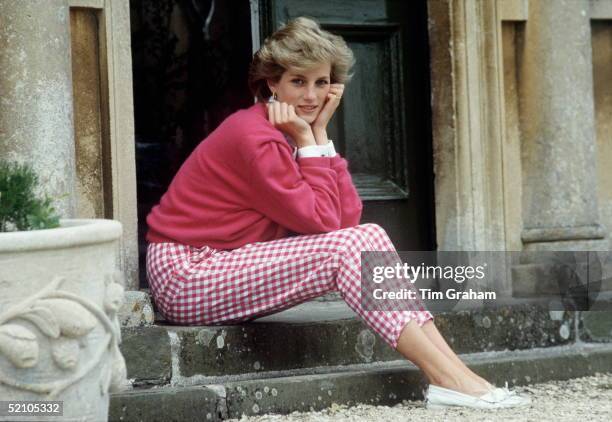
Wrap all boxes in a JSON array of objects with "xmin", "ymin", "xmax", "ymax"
[{"xmin": 249, "ymin": 17, "xmax": 355, "ymax": 101}]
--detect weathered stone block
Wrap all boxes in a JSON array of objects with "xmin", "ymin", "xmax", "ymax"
[
  {"xmin": 224, "ymin": 365, "xmax": 425, "ymax": 418},
  {"xmin": 110, "ymin": 386, "xmax": 224, "ymax": 422},
  {"xmin": 120, "ymin": 326, "xmax": 171, "ymax": 385},
  {"xmin": 168, "ymin": 302, "xmax": 574, "ymax": 379},
  {"xmin": 172, "ymin": 320, "xmax": 401, "ymax": 378},
  {"xmin": 580, "ymin": 308, "xmax": 612, "ymax": 342},
  {"xmin": 434, "ymin": 304, "xmax": 576, "ymax": 353}
]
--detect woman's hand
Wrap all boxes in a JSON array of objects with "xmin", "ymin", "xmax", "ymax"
[
  {"xmin": 312, "ymin": 83, "xmax": 344, "ymax": 145},
  {"xmin": 267, "ymin": 101, "xmax": 316, "ymax": 148}
]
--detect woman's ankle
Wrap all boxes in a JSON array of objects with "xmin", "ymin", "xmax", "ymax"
[
  {"xmin": 447, "ymin": 361, "xmax": 495, "ymax": 392},
  {"xmin": 464, "ymin": 370, "xmax": 494, "ymax": 391}
]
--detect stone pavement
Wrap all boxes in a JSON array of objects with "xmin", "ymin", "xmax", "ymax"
[{"xmin": 227, "ymin": 372, "xmax": 612, "ymax": 422}]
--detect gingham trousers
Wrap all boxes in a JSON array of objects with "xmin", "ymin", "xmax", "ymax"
[{"xmin": 146, "ymin": 223, "xmax": 434, "ymax": 349}]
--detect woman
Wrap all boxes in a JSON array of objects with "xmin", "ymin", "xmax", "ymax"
[{"xmin": 146, "ymin": 17, "xmax": 530, "ymax": 410}]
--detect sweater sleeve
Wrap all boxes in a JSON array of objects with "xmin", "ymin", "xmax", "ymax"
[
  {"xmin": 331, "ymin": 154, "xmax": 363, "ymax": 228},
  {"xmin": 247, "ymin": 140, "xmax": 342, "ymax": 234}
]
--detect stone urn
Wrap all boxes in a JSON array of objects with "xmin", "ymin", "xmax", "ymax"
[{"xmin": 0, "ymin": 219, "xmax": 127, "ymax": 421}]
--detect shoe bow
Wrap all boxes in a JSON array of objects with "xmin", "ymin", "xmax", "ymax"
[{"xmin": 480, "ymin": 382, "xmax": 517, "ymax": 403}]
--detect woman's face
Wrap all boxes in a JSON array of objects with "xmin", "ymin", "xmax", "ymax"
[{"xmin": 267, "ymin": 62, "xmax": 332, "ymax": 124}]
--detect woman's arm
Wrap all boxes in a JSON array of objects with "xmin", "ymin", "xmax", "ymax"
[
  {"xmin": 247, "ymin": 140, "xmax": 342, "ymax": 234},
  {"xmin": 293, "ymin": 139, "xmax": 363, "ymax": 228},
  {"xmin": 330, "ymin": 153, "xmax": 363, "ymax": 228},
  {"xmin": 310, "ymin": 84, "xmax": 362, "ymax": 227}
]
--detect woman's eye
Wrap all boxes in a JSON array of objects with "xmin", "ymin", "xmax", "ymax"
[
  {"xmin": 316, "ymin": 80, "xmax": 329, "ymax": 86},
  {"xmin": 291, "ymin": 79, "xmax": 304, "ymax": 85}
]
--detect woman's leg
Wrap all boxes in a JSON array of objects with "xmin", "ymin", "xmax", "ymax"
[
  {"xmin": 396, "ymin": 320, "xmax": 492, "ymax": 396},
  {"xmin": 420, "ymin": 320, "xmax": 493, "ymax": 389},
  {"xmin": 148, "ymin": 230, "xmax": 357, "ymax": 325},
  {"xmin": 352, "ymin": 224, "xmax": 493, "ymax": 395},
  {"xmin": 147, "ymin": 225, "xmax": 490, "ymax": 397},
  {"xmin": 150, "ymin": 224, "xmax": 428, "ymax": 344}
]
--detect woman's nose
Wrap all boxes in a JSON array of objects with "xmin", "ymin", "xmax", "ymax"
[{"xmin": 303, "ymin": 86, "xmax": 316, "ymax": 100}]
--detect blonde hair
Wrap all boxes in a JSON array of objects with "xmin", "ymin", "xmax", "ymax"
[{"xmin": 248, "ymin": 17, "xmax": 355, "ymax": 101}]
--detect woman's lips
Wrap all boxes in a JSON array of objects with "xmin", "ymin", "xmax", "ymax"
[{"xmin": 298, "ymin": 105, "xmax": 318, "ymax": 113}]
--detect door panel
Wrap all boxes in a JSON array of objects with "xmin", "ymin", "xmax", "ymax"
[{"xmin": 260, "ymin": 0, "xmax": 436, "ymax": 250}]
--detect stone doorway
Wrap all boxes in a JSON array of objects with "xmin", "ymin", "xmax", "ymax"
[
  {"xmin": 130, "ymin": 0, "xmax": 253, "ymax": 287},
  {"xmin": 130, "ymin": 0, "xmax": 437, "ymax": 287}
]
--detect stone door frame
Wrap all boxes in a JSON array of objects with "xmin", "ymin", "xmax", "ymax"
[
  {"xmin": 427, "ymin": 0, "xmax": 525, "ymax": 254},
  {"xmin": 428, "ymin": 0, "xmax": 612, "ymax": 295},
  {"xmin": 69, "ymin": 0, "xmax": 138, "ymax": 289}
]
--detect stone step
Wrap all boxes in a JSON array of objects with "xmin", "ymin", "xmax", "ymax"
[
  {"xmin": 119, "ymin": 300, "xmax": 578, "ymax": 386},
  {"xmin": 109, "ymin": 342, "xmax": 612, "ymax": 421}
]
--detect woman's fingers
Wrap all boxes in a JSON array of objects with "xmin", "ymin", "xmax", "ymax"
[
  {"xmin": 330, "ymin": 90, "xmax": 343, "ymax": 100},
  {"xmin": 270, "ymin": 101, "xmax": 301, "ymax": 125},
  {"xmin": 281, "ymin": 102, "xmax": 288, "ymax": 123},
  {"xmin": 267, "ymin": 103, "xmax": 275, "ymax": 125},
  {"xmin": 270, "ymin": 101, "xmax": 292, "ymax": 124},
  {"xmin": 329, "ymin": 83, "xmax": 344, "ymax": 98},
  {"xmin": 326, "ymin": 93, "xmax": 341, "ymax": 109},
  {"xmin": 288, "ymin": 104, "xmax": 297, "ymax": 120},
  {"xmin": 316, "ymin": 93, "xmax": 338, "ymax": 122}
]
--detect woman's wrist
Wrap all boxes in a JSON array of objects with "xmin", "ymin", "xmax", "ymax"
[
  {"xmin": 312, "ymin": 127, "xmax": 329, "ymax": 145},
  {"xmin": 295, "ymin": 132, "xmax": 317, "ymax": 148}
]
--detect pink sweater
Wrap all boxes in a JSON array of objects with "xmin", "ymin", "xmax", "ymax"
[{"xmin": 146, "ymin": 102, "xmax": 363, "ymax": 250}]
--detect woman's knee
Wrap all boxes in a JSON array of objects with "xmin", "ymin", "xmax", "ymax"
[
  {"xmin": 355, "ymin": 223, "xmax": 389, "ymax": 238},
  {"xmin": 334, "ymin": 226, "xmax": 373, "ymax": 253},
  {"xmin": 353, "ymin": 223, "xmax": 392, "ymax": 249},
  {"xmin": 329, "ymin": 224, "xmax": 390, "ymax": 259}
]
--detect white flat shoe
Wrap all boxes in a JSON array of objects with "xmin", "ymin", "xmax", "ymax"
[
  {"xmin": 425, "ymin": 383, "xmax": 532, "ymax": 410},
  {"xmin": 491, "ymin": 382, "xmax": 532, "ymax": 407}
]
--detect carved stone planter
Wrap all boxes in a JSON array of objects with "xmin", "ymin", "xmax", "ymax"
[{"xmin": 0, "ymin": 219, "xmax": 127, "ymax": 421}]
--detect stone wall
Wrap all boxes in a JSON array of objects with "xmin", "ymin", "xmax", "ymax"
[
  {"xmin": 0, "ymin": 0, "xmax": 77, "ymax": 217},
  {"xmin": 0, "ymin": 0, "xmax": 139, "ymax": 290}
]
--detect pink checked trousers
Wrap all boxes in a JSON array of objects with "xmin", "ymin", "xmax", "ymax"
[{"xmin": 146, "ymin": 223, "xmax": 434, "ymax": 349}]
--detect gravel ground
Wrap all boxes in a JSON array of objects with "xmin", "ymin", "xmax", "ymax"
[{"xmin": 228, "ymin": 372, "xmax": 612, "ymax": 422}]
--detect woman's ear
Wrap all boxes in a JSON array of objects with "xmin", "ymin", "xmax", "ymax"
[{"xmin": 266, "ymin": 79, "xmax": 277, "ymax": 95}]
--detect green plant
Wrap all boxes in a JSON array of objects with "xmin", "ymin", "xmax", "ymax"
[{"xmin": 0, "ymin": 160, "xmax": 60, "ymax": 232}]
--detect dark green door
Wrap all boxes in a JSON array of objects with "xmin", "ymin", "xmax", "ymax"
[{"xmin": 259, "ymin": 0, "xmax": 436, "ymax": 250}]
